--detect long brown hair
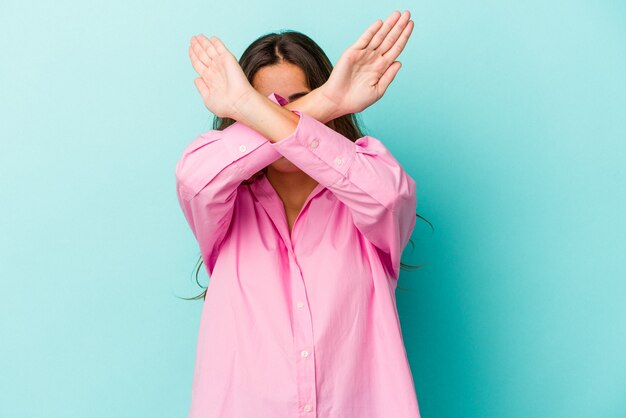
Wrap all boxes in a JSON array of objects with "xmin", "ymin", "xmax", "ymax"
[{"xmin": 181, "ymin": 30, "xmax": 433, "ymax": 300}]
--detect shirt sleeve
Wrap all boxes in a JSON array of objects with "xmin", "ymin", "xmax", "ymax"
[
  {"xmin": 174, "ymin": 94, "xmax": 283, "ymax": 276},
  {"xmin": 268, "ymin": 104, "xmax": 417, "ymax": 280}
]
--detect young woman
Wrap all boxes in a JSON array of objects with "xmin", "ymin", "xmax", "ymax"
[{"xmin": 176, "ymin": 10, "xmax": 420, "ymax": 417}]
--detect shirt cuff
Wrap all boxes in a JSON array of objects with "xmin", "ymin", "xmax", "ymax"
[
  {"xmin": 268, "ymin": 109, "xmax": 358, "ymax": 188},
  {"xmin": 175, "ymin": 92, "xmax": 286, "ymax": 197},
  {"xmin": 221, "ymin": 92, "xmax": 285, "ymax": 176},
  {"xmin": 222, "ymin": 92, "xmax": 286, "ymax": 160}
]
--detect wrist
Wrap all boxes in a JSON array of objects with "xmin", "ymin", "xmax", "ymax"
[
  {"xmin": 230, "ymin": 88, "xmax": 262, "ymax": 122},
  {"xmin": 314, "ymin": 84, "xmax": 345, "ymax": 122}
]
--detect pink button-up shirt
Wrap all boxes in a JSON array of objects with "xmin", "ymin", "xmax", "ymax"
[{"xmin": 175, "ymin": 92, "xmax": 420, "ymax": 417}]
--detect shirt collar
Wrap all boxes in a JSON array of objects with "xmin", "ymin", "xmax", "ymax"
[
  {"xmin": 267, "ymin": 92, "xmax": 289, "ymax": 106},
  {"xmin": 251, "ymin": 173, "xmax": 327, "ymax": 204}
]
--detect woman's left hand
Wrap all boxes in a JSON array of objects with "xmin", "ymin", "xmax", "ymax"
[
  {"xmin": 321, "ymin": 10, "xmax": 415, "ymax": 115},
  {"xmin": 188, "ymin": 34, "xmax": 257, "ymax": 119}
]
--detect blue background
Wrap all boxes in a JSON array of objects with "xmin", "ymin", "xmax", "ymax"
[{"xmin": 1, "ymin": 1, "xmax": 625, "ymax": 417}]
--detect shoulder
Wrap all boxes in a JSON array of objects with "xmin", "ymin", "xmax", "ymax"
[{"xmin": 180, "ymin": 129, "xmax": 223, "ymax": 154}]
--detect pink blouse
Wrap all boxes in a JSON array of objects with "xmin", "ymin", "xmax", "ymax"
[{"xmin": 175, "ymin": 92, "xmax": 421, "ymax": 417}]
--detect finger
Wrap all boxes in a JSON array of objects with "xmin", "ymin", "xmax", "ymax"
[
  {"xmin": 209, "ymin": 36, "xmax": 230, "ymax": 56},
  {"xmin": 377, "ymin": 61, "xmax": 402, "ymax": 96},
  {"xmin": 377, "ymin": 10, "xmax": 411, "ymax": 56},
  {"xmin": 190, "ymin": 35, "xmax": 213, "ymax": 66},
  {"xmin": 193, "ymin": 76, "xmax": 211, "ymax": 102},
  {"xmin": 196, "ymin": 34, "xmax": 219, "ymax": 60},
  {"xmin": 188, "ymin": 43, "xmax": 208, "ymax": 75},
  {"xmin": 382, "ymin": 19, "xmax": 414, "ymax": 62},
  {"xmin": 352, "ymin": 18, "xmax": 383, "ymax": 50},
  {"xmin": 369, "ymin": 10, "xmax": 402, "ymax": 50}
]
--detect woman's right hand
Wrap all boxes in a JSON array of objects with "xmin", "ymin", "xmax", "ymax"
[
  {"xmin": 188, "ymin": 34, "xmax": 257, "ymax": 120},
  {"xmin": 321, "ymin": 10, "xmax": 414, "ymax": 116}
]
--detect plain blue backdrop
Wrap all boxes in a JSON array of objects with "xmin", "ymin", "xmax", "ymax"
[{"xmin": 1, "ymin": 0, "xmax": 625, "ymax": 417}]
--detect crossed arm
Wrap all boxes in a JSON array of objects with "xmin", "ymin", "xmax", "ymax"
[
  {"xmin": 179, "ymin": 11, "xmax": 417, "ymax": 279},
  {"xmin": 188, "ymin": 10, "xmax": 415, "ymax": 142}
]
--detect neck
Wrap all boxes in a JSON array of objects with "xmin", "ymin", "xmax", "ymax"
[{"xmin": 265, "ymin": 166, "xmax": 319, "ymax": 211}]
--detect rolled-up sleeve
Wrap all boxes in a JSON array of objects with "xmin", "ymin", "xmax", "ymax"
[{"xmin": 268, "ymin": 106, "xmax": 417, "ymax": 280}]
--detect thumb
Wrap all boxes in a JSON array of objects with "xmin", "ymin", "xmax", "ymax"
[
  {"xmin": 194, "ymin": 77, "xmax": 211, "ymax": 103},
  {"xmin": 378, "ymin": 61, "xmax": 402, "ymax": 96}
]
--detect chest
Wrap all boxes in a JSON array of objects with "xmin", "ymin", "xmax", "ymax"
[{"xmin": 285, "ymin": 208, "xmax": 299, "ymax": 235}]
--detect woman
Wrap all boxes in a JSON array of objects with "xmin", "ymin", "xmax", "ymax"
[{"xmin": 176, "ymin": 10, "xmax": 420, "ymax": 417}]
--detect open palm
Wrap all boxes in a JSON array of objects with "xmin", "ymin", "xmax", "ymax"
[
  {"xmin": 188, "ymin": 34, "xmax": 256, "ymax": 119},
  {"xmin": 322, "ymin": 10, "xmax": 415, "ymax": 115}
]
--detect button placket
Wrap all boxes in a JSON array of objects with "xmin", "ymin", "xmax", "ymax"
[{"xmin": 291, "ymin": 254, "xmax": 317, "ymax": 416}]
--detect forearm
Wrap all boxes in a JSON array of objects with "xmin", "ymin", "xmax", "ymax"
[
  {"xmin": 232, "ymin": 86, "xmax": 341, "ymax": 143},
  {"xmin": 282, "ymin": 86, "xmax": 343, "ymax": 124}
]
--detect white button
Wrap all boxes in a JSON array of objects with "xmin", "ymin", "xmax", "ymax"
[
  {"xmin": 334, "ymin": 157, "xmax": 343, "ymax": 166},
  {"xmin": 296, "ymin": 301, "xmax": 304, "ymax": 308},
  {"xmin": 310, "ymin": 139, "xmax": 319, "ymax": 149},
  {"xmin": 239, "ymin": 144, "xmax": 247, "ymax": 153},
  {"xmin": 303, "ymin": 403, "xmax": 312, "ymax": 412},
  {"xmin": 300, "ymin": 350, "xmax": 309, "ymax": 358}
]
